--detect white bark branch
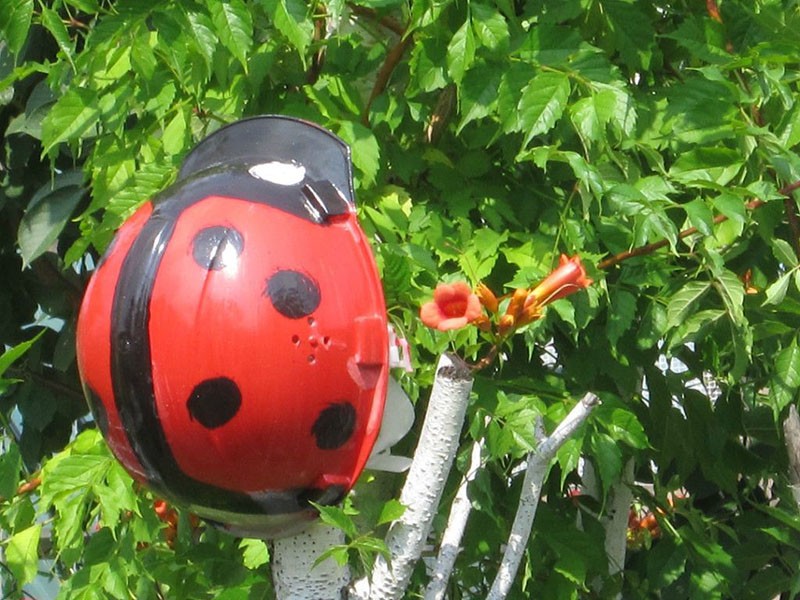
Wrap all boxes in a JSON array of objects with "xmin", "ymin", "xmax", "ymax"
[
  {"xmin": 423, "ymin": 433, "xmax": 484, "ymax": 600},
  {"xmin": 782, "ymin": 404, "xmax": 800, "ymax": 509},
  {"xmin": 351, "ymin": 353, "xmax": 474, "ymax": 600},
  {"xmin": 603, "ymin": 459, "xmax": 634, "ymax": 578},
  {"xmin": 271, "ymin": 523, "xmax": 350, "ymax": 599},
  {"xmin": 486, "ymin": 392, "xmax": 600, "ymax": 600}
]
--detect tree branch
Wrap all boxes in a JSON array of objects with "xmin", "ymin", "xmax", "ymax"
[
  {"xmin": 270, "ymin": 523, "xmax": 350, "ymax": 599},
  {"xmin": 782, "ymin": 405, "xmax": 800, "ymax": 509},
  {"xmin": 350, "ymin": 353, "xmax": 474, "ymax": 600},
  {"xmin": 361, "ymin": 33, "xmax": 414, "ymax": 126},
  {"xmin": 598, "ymin": 180, "xmax": 800, "ymax": 270},
  {"xmin": 423, "ymin": 432, "xmax": 484, "ymax": 600},
  {"xmin": 486, "ymin": 392, "xmax": 600, "ymax": 600}
]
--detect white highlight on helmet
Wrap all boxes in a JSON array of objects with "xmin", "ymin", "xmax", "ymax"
[{"xmin": 249, "ymin": 161, "xmax": 306, "ymax": 186}]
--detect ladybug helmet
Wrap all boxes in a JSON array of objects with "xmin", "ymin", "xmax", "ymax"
[{"xmin": 76, "ymin": 116, "xmax": 389, "ymax": 538}]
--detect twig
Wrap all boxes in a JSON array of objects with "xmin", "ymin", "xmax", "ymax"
[
  {"xmin": 347, "ymin": 4, "xmax": 406, "ymax": 36},
  {"xmin": 361, "ymin": 34, "xmax": 414, "ymax": 126},
  {"xmin": 423, "ymin": 433, "xmax": 484, "ymax": 600},
  {"xmin": 486, "ymin": 392, "xmax": 600, "ymax": 600},
  {"xmin": 350, "ymin": 354, "xmax": 474, "ymax": 600},
  {"xmin": 597, "ymin": 199, "xmax": 764, "ymax": 270},
  {"xmin": 599, "ymin": 180, "xmax": 800, "ymax": 270}
]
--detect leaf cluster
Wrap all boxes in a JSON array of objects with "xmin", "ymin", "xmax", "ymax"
[{"xmin": 2, "ymin": 0, "xmax": 800, "ymax": 597}]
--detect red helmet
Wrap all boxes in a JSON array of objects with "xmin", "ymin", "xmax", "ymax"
[{"xmin": 76, "ymin": 116, "xmax": 388, "ymax": 537}]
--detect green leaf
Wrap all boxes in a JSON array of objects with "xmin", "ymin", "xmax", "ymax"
[
  {"xmin": 601, "ymin": 0, "xmax": 655, "ymax": 71},
  {"xmin": 763, "ymin": 270, "xmax": 793, "ymax": 306},
  {"xmin": 240, "ymin": 538, "xmax": 270, "ymax": 569},
  {"xmin": 772, "ymin": 239, "xmax": 798, "ymax": 268},
  {"xmin": 262, "ymin": 0, "xmax": 312, "ymax": 59},
  {"xmin": 606, "ymin": 289, "xmax": 637, "ymax": 346},
  {"xmin": 184, "ymin": 9, "xmax": 217, "ymax": 70},
  {"xmin": 206, "ymin": 0, "xmax": 253, "ymax": 71},
  {"xmin": 377, "ymin": 499, "xmax": 406, "ymax": 526},
  {"xmin": 667, "ymin": 281, "xmax": 711, "ymax": 328},
  {"xmin": 457, "ymin": 64, "xmax": 501, "ymax": 132},
  {"xmin": 668, "ymin": 308, "xmax": 726, "ymax": 350},
  {"xmin": 41, "ymin": 87, "xmax": 101, "ymax": 155},
  {"xmin": 595, "ymin": 405, "xmax": 649, "ymax": 450},
  {"xmin": 0, "ymin": 0, "xmax": 33, "ymax": 55},
  {"xmin": 588, "ymin": 432, "xmax": 622, "ymax": 496},
  {"xmin": 447, "ymin": 19, "xmax": 476, "ymax": 83},
  {"xmin": 0, "ymin": 330, "xmax": 45, "ymax": 384},
  {"xmin": 713, "ymin": 268, "xmax": 745, "ymax": 324},
  {"xmin": 18, "ymin": 182, "xmax": 84, "ymax": 266},
  {"xmin": 313, "ymin": 503, "xmax": 358, "ymax": 538},
  {"xmin": 40, "ymin": 7, "xmax": 74, "ymax": 66},
  {"xmin": 770, "ymin": 339, "xmax": 800, "ymax": 412},
  {"xmin": 683, "ymin": 198, "xmax": 714, "ymax": 236},
  {"xmin": 669, "ymin": 147, "xmax": 742, "ymax": 187},
  {"xmin": 6, "ymin": 524, "xmax": 42, "ymax": 586},
  {"xmin": 162, "ymin": 109, "xmax": 188, "ymax": 156},
  {"xmin": 517, "ymin": 71, "xmax": 571, "ymax": 145},
  {"xmin": 470, "ymin": 3, "xmax": 509, "ymax": 52},
  {"xmin": 0, "ymin": 442, "xmax": 22, "ymax": 499},
  {"xmin": 336, "ymin": 121, "xmax": 380, "ymax": 186}
]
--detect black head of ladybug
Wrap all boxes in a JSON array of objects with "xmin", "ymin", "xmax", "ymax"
[{"xmin": 76, "ymin": 116, "xmax": 389, "ymax": 538}]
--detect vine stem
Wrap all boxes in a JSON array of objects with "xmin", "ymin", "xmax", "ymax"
[{"xmin": 486, "ymin": 392, "xmax": 600, "ymax": 600}]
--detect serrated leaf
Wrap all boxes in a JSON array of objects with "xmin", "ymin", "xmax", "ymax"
[
  {"xmin": 517, "ymin": 72, "xmax": 570, "ymax": 145},
  {"xmin": 597, "ymin": 407, "xmax": 649, "ymax": 449},
  {"xmin": 470, "ymin": 3, "xmax": 509, "ymax": 52},
  {"xmin": 0, "ymin": 442, "xmax": 22, "ymax": 499},
  {"xmin": 314, "ymin": 545, "xmax": 350, "ymax": 568},
  {"xmin": 6, "ymin": 524, "xmax": 42, "ymax": 586},
  {"xmin": 588, "ymin": 432, "xmax": 622, "ymax": 496},
  {"xmin": 18, "ymin": 184, "xmax": 84, "ymax": 266},
  {"xmin": 240, "ymin": 538, "xmax": 270, "ymax": 569},
  {"xmin": 602, "ymin": 0, "xmax": 655, "ymax": 71},
  {"xmin": 683, "ymin": 198, "xmax": 714, "ymax": 236},
  {"xmin": 263, "ymin": 0, "xmax": 312, "ymax": 59},
  {"xmin": 770, "ymin": 339, "xmax": 800, "ymax": 412},
  {"xmin": 41, "ymin": 87, "xmax": 101, "ymax": 155},
  {"xmin": 313, "ymin": 503, "xmax": 358, "ymax": 538},
  {"xmin": 162, "ymin": 109, "xmax": 187, "ymax": 155},
  {"xmin": 336, "ymin": 121, "xmax": 379, "ymax": 186},
  {"xmin": 0, "ymin": 0, "xmax": 34, "ymax": 55},
  {"xmin": 377, "ymin": 499, "xmax": 406, "ymax": 526},
  {"xmin": 606, "ymin": 289, "xmax": 637, "ymax": 346},
  {"xmin": 569, "ymin": 96, "xmax": 602, "ymax": 147},
  {"xmin": 668, "ymin": 308, "xmax": 725, "ymax": 350},
  {"xmin": 772, "ymin": 239, "xmax": 798, "ymax": 268},
  {"xmin": 714, "ymin": 268, "xmax": 745, "ymax": 324},
  {"xmin": 669, "ymin": 147, "xmax": 742, "ymax": 186},
  {"xmin": 40, "ymin": 7, "xmax": 74, "ymax": 66},
  {"xmin": 207, "ymin": 0, "xmax": 253, "ymax": 71},
  {"xmin": 0, "ymin": 330, "xmax": 44, "ymax": 379},
  {"xmin": 457, "ymin": 64, "xmax": 501, "ymax": 132},
  {"xmin": 447, "ymin": 19, "xmax": 475, "ymax": 83},
  {"xmin": 667, "ymin": 281, "xmax": 711, "ymax": 328},
  {"xmin": 184, "ymin": 9, "xmax": 217, "ymax": 71},
  {"xmin": 763, "ymin": 270, "xmax": 793, "ymax": 306}
]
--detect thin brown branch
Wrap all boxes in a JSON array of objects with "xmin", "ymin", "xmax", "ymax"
[
  {"xmin": 784, "ymin": 198, "xmax": 800, "ymax": 260},
  {"xmin": 361, "ymin": 33, "xmax": 414, "ymax": 126},
  {"xmin": 597, "ymin": 192, "xmax": 796, "ymax": 270},
  {"xmin": 347, "ymin": 4, "xmax": 406, "ymax": 36}
]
